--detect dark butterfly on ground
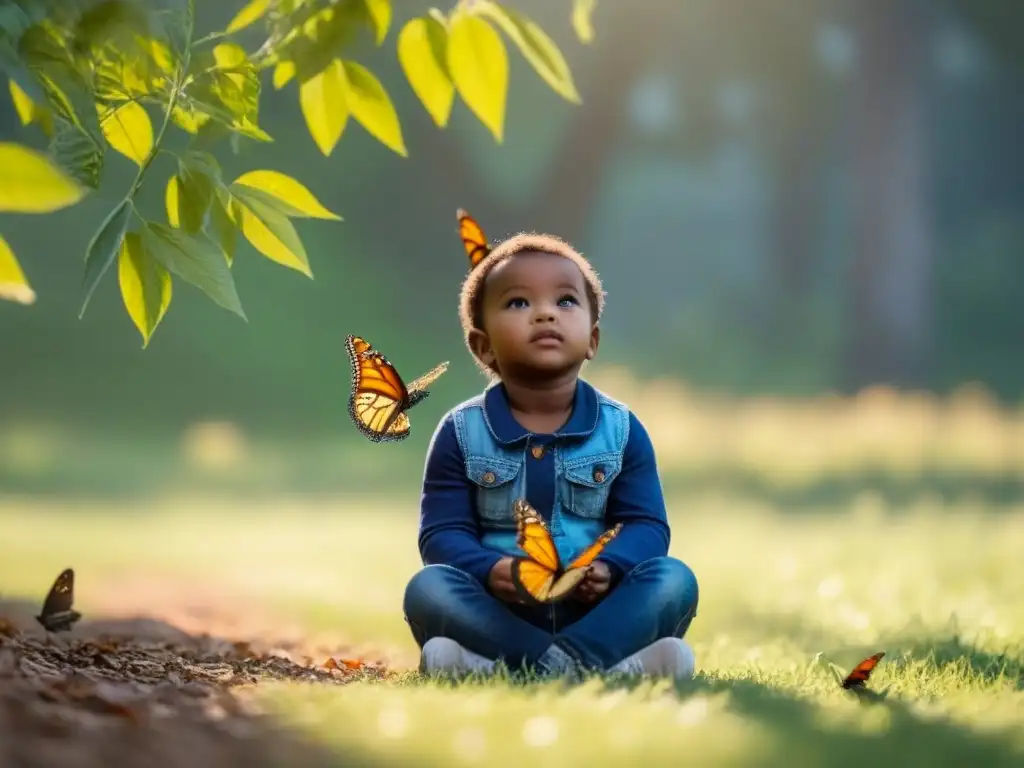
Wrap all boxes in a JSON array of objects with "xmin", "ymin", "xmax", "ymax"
[
  {"xmin": 456, "ymin": 208, "xmax": 492, "ymax": 269},
  {"xmin": 510, "ymin": 498, "xmax": 622, "ymax": 604},
  {"xmin": 345, "ymin": 335, "xmax": 449, "ymax": 442},
  {"xmin": 841, "ymin": 651, "xmax": 885, "ymax": 690},
  {"xmin": 36, "ymin": 567, "xmax": 82, "ymax": 633}
]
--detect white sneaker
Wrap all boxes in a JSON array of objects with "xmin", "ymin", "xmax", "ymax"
[
  {"xmin": 420, "ymin": 637, "xmax": 497, "ymax": 677},
  {"xmin": 608, "ymin": 638, "xmax": 696, "ymax": 680}
]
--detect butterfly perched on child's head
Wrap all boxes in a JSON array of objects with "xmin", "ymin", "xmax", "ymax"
[
  {"xmin": 456, "ymin": 208, "xmax": 491, "ymax": 270},
  {"xmin": 841, "ymin": 652, "xmax": 884, "ymax": 690},
  {"xmin": 345, "ymin": 335, "xmax": 449, "ymax": 443},
  {"xmin": 510, "ymin": 499, "xmax": 622, "ymax": 604}
]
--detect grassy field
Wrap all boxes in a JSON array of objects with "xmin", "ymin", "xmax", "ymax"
[
  {"xmin": 2, "ymin": 371, "xmax": 1023, "ymax": 766},
  {"xmin": 1, "ymin": 492, "xmax": 1022, "ymax": 767}
]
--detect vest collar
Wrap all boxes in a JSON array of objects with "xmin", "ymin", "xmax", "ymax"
[{"xmin": 482, "ymin": 378, "xmax": 599, "ymax": 444}]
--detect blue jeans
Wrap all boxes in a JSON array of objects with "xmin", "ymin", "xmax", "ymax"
[{"xmin": 403, "ymin": 556, "xmax": 698, "ymax": 672}]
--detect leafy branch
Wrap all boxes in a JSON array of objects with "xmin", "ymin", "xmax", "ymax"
[{"xmin": 0, "ymin": 0, "xmax": 600, "ymax": 347}]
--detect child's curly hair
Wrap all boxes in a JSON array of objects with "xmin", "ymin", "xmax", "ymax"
[{"xmin": 458, "ymin": 232, "xmax": 606, "ymax": 376}]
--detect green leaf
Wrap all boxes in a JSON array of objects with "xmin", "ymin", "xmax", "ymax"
[
  {"xmin": 362, "ymin": 0, "xmax": 391, "ymax": 45},
  {"xmin": 210, "ymin": 190, "xmax": 237, "ymax": 264},
  {"xmin": 49, "ymin": 118, "xmax": 103, "ymax": 190},
  {"xmin": 0, "ymin": 141, "xmax": 85, "ymax": 213},
  {"xmin": 226, "ymin": 0, "xmax": 270, "ymax": 34},
  {"xmin": 299, "ymin": 58, "xmax": 348, "ymax": 156},
  {"xmin": 118, "ymin": 230, "xmax": 171, "ymax": 347},
  {"xmin": 143, "ymin": 223, "xmax": 246, "ymax": 319},
  {"xmin": 177, "ymin": 45, "xmax": 271, "ymax": 142},
  {"xmin": 397, "ymin": 16, "xmax": 454, "ymax": 128},
  {"xmin": 232, "ymin": 170, "xmax": 340, "ymax": 220},
  {"xmin": 167, "ymin": 151, "xmax": 222, "ymax": 234},
  {"xmin": 340, "ymin": 60, "xmax": 406, "ymax": 156},
  {"xmin": 475, "ymin": 2, "xmax": 580, "ymax": 104},
  {"xmin": 98, "ymin": 100, "xmax": 153, "ymax": 165},
  {"xmin": 572, "ymin": 0, "xmax": 596, "ymax": 44},
  {"xmin": 0, "ymin": 36, "xmax": 47, "ymax": 106},
  {"xmin": 80, "ymin": 198, "xmax": 132, "ymax": 317},
  {"xmin": 230, "ymin": 187, "xmax": 313, "ymax": 277},
  {"xmin": 446, "ymin": 12, "xmax": 508, "ymax": 142},
  {"xmin": 0, "ymin": 231, "xmax": 36, "ymax": 305}
]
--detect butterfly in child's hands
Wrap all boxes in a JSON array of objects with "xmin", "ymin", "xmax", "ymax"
[
  {"xmin": 510, "ymin": 499, "xmax": 622, "ymax": 604},
  {"xmin": 456, "ymin": 208, "xmax": 491, "ymax": 270},
  {"xmin": 841, "ymin": 652, "xmax": 885, "ymax": 690},
  {"xmin": 36, "ymin": 567, "xmax": 82, "ymax": 633},
  {"xmin": 345, "ymin": 335, "xmax": 448, "ymax": 443}
]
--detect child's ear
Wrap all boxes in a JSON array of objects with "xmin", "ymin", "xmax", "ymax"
[
  {"xmin": 468, "ymin": 328, "xmax": 496, "ymax": 368},
  {"xmin": 585, "ymin": 323, "xmax": 600, "ymax": 361}
]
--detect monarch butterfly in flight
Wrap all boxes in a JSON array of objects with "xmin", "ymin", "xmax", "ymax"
[
  {"xmin": 456, "ymin": 208, "xmax": 491, "ymax": 269},
  {"xmin": 510, "ymin": 498, "xmax": 622, "ymax": 604},
  {"xmin": 36, "ymin": 567, "xmax": 82, "ymax": 633},
  {"xmin": 841, "ymin": 652, "xmax": 885, "ymax": 690},
  {"xmin": 345, "ymin": 335, "xmax": 449, "ymax": 443}
]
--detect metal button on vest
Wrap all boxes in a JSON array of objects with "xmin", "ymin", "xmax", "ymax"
[
  {"xmin": 531, "ymin": 445, "xmax": 545, "ymax": 460},
  {"xmin": 482, "ymin": 471, "xmax": 496, "ymax": 484},
  {"xmin": 593, "ymin": 466, "xmax": 606, "ymax": 483}
]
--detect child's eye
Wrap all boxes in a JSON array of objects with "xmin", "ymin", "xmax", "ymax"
[
  {"xmin": 558, "ymin": 294, "xmax": 580, "ymax": 307},
  {"xmin": 506, "ymin": 297, "xmax": 529, "ymax": 309}
]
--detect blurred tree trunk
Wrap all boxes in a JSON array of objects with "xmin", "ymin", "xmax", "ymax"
[{"xmin": 844, "ymin": 0, "xmax": 935, "ymax": 389}]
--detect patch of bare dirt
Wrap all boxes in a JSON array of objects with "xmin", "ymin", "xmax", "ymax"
[{"xmin": 0, "ymin": 590, "xmax": 396, "ymax": 768}]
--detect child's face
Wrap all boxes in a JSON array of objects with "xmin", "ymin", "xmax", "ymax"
[{"xmin": 470, "ymin": 251, "xmax": 599, "ymax": 378}]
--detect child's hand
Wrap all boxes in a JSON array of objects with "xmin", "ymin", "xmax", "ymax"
[
  {"xmin": 487, "ymin": 557, "xmax": 523, "ymax": 603},
  {"xmin": 573, "ymin": 561, "xmax": 612, "ymax": 604}
]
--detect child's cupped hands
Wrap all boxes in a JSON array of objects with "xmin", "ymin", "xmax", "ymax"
[
  {"xmin": 487, "ymin": 557, "xmax": 525, "ymax": 603},
  {"xmin": 572, "ymin": 560, "xmax": 612, "ymax": 604}
]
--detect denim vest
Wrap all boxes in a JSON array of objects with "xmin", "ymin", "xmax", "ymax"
[{"xmin": 451, "ymin": 385, "xmax": 631, "ymax": 567}]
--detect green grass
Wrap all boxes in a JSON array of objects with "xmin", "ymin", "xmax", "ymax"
[{"xmin": 1, "ymin": 491, "xmax": 1022, "ymax": 766}]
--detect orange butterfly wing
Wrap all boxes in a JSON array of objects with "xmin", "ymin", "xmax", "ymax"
[
  {"xmin": 345, "ymin": 335, "xmax": 426, "ymax": 443},
  {"xmin": 510, "ymin": 499, "xmax": 622, "ymax": 603},
  {"xmin": 456, "ymin": 208, "xmax": 491, "ymax": 269},
  {"xmin": 841, "ymin": 652, "xmax": 885, "ymax": 689}
]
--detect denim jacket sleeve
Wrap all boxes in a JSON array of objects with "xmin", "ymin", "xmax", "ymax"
[
  {"xmin": 417, "ymin": 413, "xmax": 506, "ymax": 585},
  {"xmin": 597, "ymin": 411, "xmax": 671, "ymax": 578}
]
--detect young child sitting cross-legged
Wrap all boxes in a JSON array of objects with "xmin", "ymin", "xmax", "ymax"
[{"xmin": 402, "ymin": 232, "xmax": 699, "ymax": 679}]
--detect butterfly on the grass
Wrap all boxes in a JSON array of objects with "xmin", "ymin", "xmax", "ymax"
[
  {"xmin": 510, "ymin": 498, "xmax": 622, "ymax": 604},
  {"xmin": 345, "ymin": 335, "xmax": 449, "ymax": 443},
  {"xmin": 36, "ymin": 568, "xmax": 82, "ymax": 633},
  {"xmin": 456, "ymin": 208, "xmax": 492, "ymax": 270},
  {"xmin": 841, "ymin": 652, "xmax": 885, "ymax": 690}
]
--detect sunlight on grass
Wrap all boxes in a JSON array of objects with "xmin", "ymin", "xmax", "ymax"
[
  {"xmin": 2, "ymin": 375, "xmax": 1024, "ymax": 766},
  {"xmin": 0, "ymin": 491, "xmax": 1022, "ymax": 765}
]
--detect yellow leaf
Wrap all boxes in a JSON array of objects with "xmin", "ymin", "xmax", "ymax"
[
  {"xmin": 226, "ymin": 0, "xmax": 270, "ymax": 34},
  {"xmin": 572, "ymin": 0, "xmax": 596, "ymax": 44},
  {"xmin": 232, "ymin": 190, "xmax": 313, "ymax": 277},
  {"xmin": 447, "ymin": 13, "xmax": 508, "ymax": 142},
  {"xmin": 0, "ymin": 232, "xmax": 36, "ymax": 305},
  {"xmin": 340, "ymin": 60, "xmax": 407, "ymax": 157},
  {"xmin": 99, "ymin": 100, "xmax": 154, "ymax": 165},
  {"xmin": 232, "ymin": 170, "xmax": 340, "ymax": 220},
  {"xmin": 0, "ymin": 142, "xmax": 85, "ymax": 214},
  {"xmin": 118, "ymin": 231, "xmax": 172, "ymax": 347},
  {"xmin": 397, "ymin": 17, "xmax": 455, "ymax": 128},
  {"xmin": 363, "ymin": 0, "xmax": 391, "ymax": 45},
  {"xmin": 165, "ymin": 174, "xmax": 181, "ymax": 228},
  {"xmin": 299, "ymin": 59, "xmax": 348, "ymax": 156},
  {"xmin": 273, "ymin": 61, "xmax": 295, "ymax": 90},
  {"xmin": 8, "ymin": 79, "xmax": 54, "ymax": 137},
  {"xmin": 475, "ymin": 2, "xmax": 581, "ymax": 104},
  {"xmin": 213, "ymin": 42, "xmax": 248, "ymax": 89}
]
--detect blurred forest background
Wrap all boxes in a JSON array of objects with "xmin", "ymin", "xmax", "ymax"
[{"xmin": 2, "ymin": 0, "xmax": 1023, "ymax": 500}]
